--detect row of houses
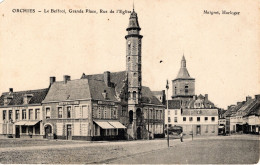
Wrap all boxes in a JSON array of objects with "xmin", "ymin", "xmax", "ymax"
[
  {"xmin": 222, "ymin": 95, "xmax": 260, "ymax": 134},
  {"xmin": 0, "ymin": 9, "xmax": 165, "ymax": 141}
]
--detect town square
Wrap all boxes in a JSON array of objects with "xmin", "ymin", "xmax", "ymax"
[{"xmin": 0, "ymin": 0, "xmax": 259, "ymax": 164}]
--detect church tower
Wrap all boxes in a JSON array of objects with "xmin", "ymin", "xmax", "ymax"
[
  {"xmin": 172, "ymin": 55, "xmax": 195, "ymax": 101},
  {"xmin": 125, "ymin": 9, "xmax": 143, "ymax": 139}
]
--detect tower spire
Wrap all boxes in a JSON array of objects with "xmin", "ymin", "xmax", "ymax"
[
  {"xmin": 133, "ymin": 0, "xmax": 134, "ymax": 11},
  {"xmin": 181, "ymin": 54, "xmax": 186, "ymax": 68}
]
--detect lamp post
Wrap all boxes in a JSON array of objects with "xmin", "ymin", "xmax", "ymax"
[{"xmin": 166, "ymin": 79, "xmax": 169, "ymax": 147}]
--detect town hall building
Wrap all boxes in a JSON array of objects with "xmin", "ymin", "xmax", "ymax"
[{"xmin": 0, "ymin": 9, "xmax": 165, "ymax": 140}]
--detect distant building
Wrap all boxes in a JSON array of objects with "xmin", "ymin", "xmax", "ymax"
[
  {"xmin": 171, "ymin": 56, "xmax": 195, "ymax": 106},
  {"xmin": 171, "ymin": 56, "xmax": 216, "ymax": 109},
  {"xmin": 224, "ymin": 95, "xmax": 260, "ymax": 134},
  {"xmin": 0, "ymin": 88, "xmax": 48, "ymax": 139},
  {"xmin": 165, "ymin": 100, "xmax": 218, "ymax": 136}
]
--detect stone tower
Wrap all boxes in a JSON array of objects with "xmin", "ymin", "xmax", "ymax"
[
  {"xmin": 172, "ymin": 55, "xmax": 195, "ymax": 103},
  {"xmin": 125, "ymin": 9, "xmax": 143, "ymax": 139}
]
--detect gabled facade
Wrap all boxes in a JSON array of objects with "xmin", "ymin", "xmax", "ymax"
[{"xmin": 0, "ymin": 88, "xmax": 49, "ymax": 139}]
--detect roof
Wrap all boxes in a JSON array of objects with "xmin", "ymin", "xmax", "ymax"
[
  {"xmin": 0, "ymin": 88, "xmax": 49, "ymax": 106},
  {"xmin": 81, "ymin": 71, "xmax": 127, "ymax": 96},
  {"xmin": 141, "ymin": 86, "xmax": 163, "ymax": 105},
  {"xmin": 168, "ymin": 100, "xmax": 181, "ymax": 109},
  {"xmin": 82, "ymin": 71, "xmax": 163, "ymax": 106},
  {"xmin": 235, "ymin": 99, "xmax": 255, "ymax": 116},
  {"xmin": 43, "ymin": 79, "xmax": 91, "ymax": 103},
  {"xmin": 182, "ymin": 109, "xmax": 218, "ymax": 116},
  {"xmin": 244, "ymin": 100, "xmax": 260, "ymax": 117},
  {"xmin": 43, "ymin": 78, "xmax": 118, "ymax": 103},
  {"xmin": 174, "ymin": 56, "xmax": 194, "ymax": 80},
  {"xmin": 226, "ymin": 102, "xmax": 245, "ymax": 117},
  {"xmin": 152, "ymin": 91, "xmax": 164, "ymax": 96}
]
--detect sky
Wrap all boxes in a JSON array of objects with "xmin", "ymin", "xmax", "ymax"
[{"xmin": 0, "ymin": 0, "xmax": 259, "ymax": 109}]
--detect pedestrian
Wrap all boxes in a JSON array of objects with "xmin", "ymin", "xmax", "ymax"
[{"xmin": 179, "ymin": 131, "xmax": 183, "ymax": 142}]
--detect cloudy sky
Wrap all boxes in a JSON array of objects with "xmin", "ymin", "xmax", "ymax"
[{"xmin": 0, "ymin": 0, "xmax": 259, "ymax": 109}]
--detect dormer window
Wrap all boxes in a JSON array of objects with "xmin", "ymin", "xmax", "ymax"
[
  {"xmin": 4, "ymin": 96, "xmax": 13, "ymax": 106},
  {"xmin": 23, "ymin": 94, "xmax": 33, "ymax": 105},
  {"xmin": 102, "ymin": 90, "xmax": 108, "ymax": 99}
]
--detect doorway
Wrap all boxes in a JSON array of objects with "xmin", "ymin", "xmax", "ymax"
[
  {"xmin": 67, "ymin": 125, "xmax": 72, "ymax": 140},
  {"xmin": 196, "ymin": 125, "xmax": 201, "ymax": 135},
  {"xmin": 137, "ymin": 127, "xmax": 142, "ymax": 139},
  {"xmin": 44, "ymin": 125, "xmax": 52, "ymax": 139},
  {"xmin": 15, "ymin": 126, "xmax": 20, "ymax": 138}
]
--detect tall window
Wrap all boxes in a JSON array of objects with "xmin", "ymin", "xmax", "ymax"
[
  {"xmin": 9, "ymin": 110, "xmax": 12, "ymax": 120},
  {"xmin": 175, "ymin": 87, "xmax": 177, "ymax": 94},
  {"xmin": 67, "ymin": 106, "xmax": 71, "ymax": 118},
  {"xmin": 104, "ymin": 109, "xmax": 107, "ymax": 119},
  {"xmin": 159, "ymin": 110, "xmax": 162, "ymax": 119},
  {"xmin": 197, "ymin": 117, "xmax": 200, "ymax": 122},
  {"xmin": 185, "ymin": 85, "xmax": 188, "ymax": 94},
  {"xmin": 3, "ymin": 110, "xmax": 6, "ymax": 120},
  {"xmin": 58, "ymin": 107, "xmax": 63, "ymax": 118},
  {"xmin": 29, "ymin": 109, "xmax": 33, "ymax": 120},
  {"xmin": 211, "ymin": 117, "xmax": 215, "ymax": 122},
  {"xmin": 168, "ymin": 110, "xmax": 170, "ymax": 115},
  {"xmin": 22, "ymin": 110, "xmax": 26, "ymax": 120},
  {"xmin": 35, "ymin": 109, "xmax": 40, "ymax": 120},
  {"xmin": 46, "ymin": 107, "xmax": 50, "ymax": 119},
  {"xmin": 133, "ymin": 91, "xmax": 136, "ymax": 100},
  {"xmin": 174, "ymin": 117, "xmax": 177, "ymax": 123},
  {"xmin": 205, "ymin": 117, "xmax": 208, "ymax": 121},
  {"xmin": 175, "ymin": 110, "xmax": 177, "ymax": 115},
  {"xmin": 189, "ymin": 117, "xmax": 193, "ymax": 121},
  {"xmin": 205, "ymin": 125, "xmax": 208, "ymax": 133},
  {"xmin": 15, "ymin": 110, "xmax": 19, "ymax": 120},
  {"xmin": 183, "ymin": 117, "xmax": 186, "ymax": 122},
  {"xmin": 168, "ymin": 117, "xmax": 171, "ymax": 123}
]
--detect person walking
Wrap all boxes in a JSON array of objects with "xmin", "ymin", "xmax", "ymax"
[{"xmin": 179, "ymin": 131, "xmax": 183, "ymax": 142}]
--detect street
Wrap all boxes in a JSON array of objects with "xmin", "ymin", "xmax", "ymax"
[{"xmin": 0, "ymin": 134, "xmax": 259, "ymax": 164}]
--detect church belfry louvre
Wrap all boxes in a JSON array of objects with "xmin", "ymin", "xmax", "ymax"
[{"xmin": 0, "ymin": 9, "xmax": 165, "ymax": 140}]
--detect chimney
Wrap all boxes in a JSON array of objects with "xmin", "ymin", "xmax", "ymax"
[
  {"xmin": 237, "ymin": 102, "xmax": 241, "ymax": 105},
  {"xmin": 104, "ymin": 71, "xmax": 111, "ymax": 87},
  {"xmin": 50, "ymin": 77, "xmax": 56, "ymax": 84},
  {"xmin": 9, "ymin": 88, "xmax": 13, "ymax": 93},
  {"xmin": 255, "ymin": 95, "xmax": 260, "ymax": 101},
  {"xmin": 205, "ymin": 94, "xmax": 208, "ymax": 101},
  {"xmin": 63, "ymin": 75, "xmax": 71, "ymax": 83},
  {"xmin": 102, "ymin": 90, "xmax": 107, "ymax": 99}
]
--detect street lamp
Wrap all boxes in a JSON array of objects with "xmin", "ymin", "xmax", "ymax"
[{"xmin": 166, "ymin": 79, "xmax": 169, "ymax": 147}]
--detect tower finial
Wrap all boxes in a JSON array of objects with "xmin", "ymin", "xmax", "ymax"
[{"xmin": 133, "ymin": 0, "xmax": 135, "ymax": 11}]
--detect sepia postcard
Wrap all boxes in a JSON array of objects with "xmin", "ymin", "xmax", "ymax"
[{"xmin": 0, "ymin": 0, "xmax": 259, "ymax": 164}]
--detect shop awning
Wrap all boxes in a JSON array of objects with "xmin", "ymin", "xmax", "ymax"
[
  {"xmin": 15, "ymin": 120, "xmax": 40, "ymax": 126},
  {"xmin": 108, "ymin": 121, "xmax": 126, "ymax": 129},
  {"xmin": 94, "ymin": 121, "xmax": 114, "ymax": 129}
]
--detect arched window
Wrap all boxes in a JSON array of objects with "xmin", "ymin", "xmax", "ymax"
[
  {"xmin": 175, "ymin": 87, "xmax": 177, "ymax": 94},
  {"xmin": 133, "ymin": 91, "xmax": 136, "ymax": 100},
  {"xmin": 129, "ymin": 110, "xmax": 133, "ymax": 124},
  {"xmin": 185, "ymin": 85, "xmax": 188, "ymax": 94}
]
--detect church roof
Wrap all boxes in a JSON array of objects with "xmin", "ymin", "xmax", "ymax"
[{"xmin": 175, "ymin": 56, "xmax": 194, "ymax": 80}]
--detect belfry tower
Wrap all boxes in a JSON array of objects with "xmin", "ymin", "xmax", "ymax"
[
  {"xmin": 125, "ymin": 9, "xmax": 143, "ymax": 139},
  {"xmin": 172, "ymin": 55, "xmax": 195, "ymax": 105}
]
